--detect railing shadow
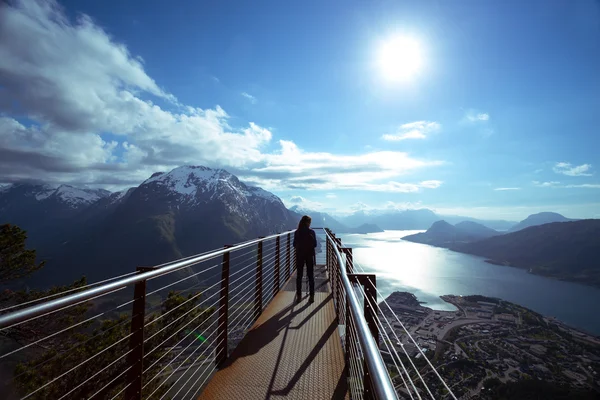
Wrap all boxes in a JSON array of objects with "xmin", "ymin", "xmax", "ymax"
[
  {"xmin": 220, "ymin": 301, "xmax": 310, "ymax": 367},
  {"xmin": 268, "ymin": 318, "xmax": 338, "ymax": 397}
]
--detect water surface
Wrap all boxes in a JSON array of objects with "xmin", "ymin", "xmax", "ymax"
[{"xmin": 338, "ymin": 230, "xmax": 600, "ymax": 336}]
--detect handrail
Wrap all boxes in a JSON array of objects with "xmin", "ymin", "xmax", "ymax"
[
  {"xmin": 0, "ymin": 229, "xmax": 296, "ymax": 329},
  {"xmin": 324, "ymin": 229, "xmax": 398, "ymax": 400}
]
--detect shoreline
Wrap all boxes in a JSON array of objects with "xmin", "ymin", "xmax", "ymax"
[{"xmin": 436, "ymin": 292, "xmax": 600, "ymax": 342}]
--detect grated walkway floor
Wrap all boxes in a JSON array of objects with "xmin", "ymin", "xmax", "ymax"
[{"xmin": 198, "ymin": 264, "xmax": 347, "ymax": 400}]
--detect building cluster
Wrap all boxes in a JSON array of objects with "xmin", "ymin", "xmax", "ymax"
[{"xmin": 378, "ymin": 292, "xmax": 600, "ymax": 398}]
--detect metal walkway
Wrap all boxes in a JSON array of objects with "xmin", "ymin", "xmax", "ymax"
[{"xmin": 199, "ymin": 264, "xmax": 348, "ymax": 400}]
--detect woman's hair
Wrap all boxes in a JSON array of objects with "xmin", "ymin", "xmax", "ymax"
[{"xmin": 297, "ymin": 215, "xmax": 312, "ymax": 229}]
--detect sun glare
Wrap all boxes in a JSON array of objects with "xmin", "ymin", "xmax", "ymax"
[{"xmin": 378, "ymin": 36, "xmax": 423, "ymax": 82}]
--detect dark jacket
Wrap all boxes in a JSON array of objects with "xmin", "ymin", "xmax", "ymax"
[{"xmin": 293, "ymin": 226, "xmax": 317, "ymax": 256}]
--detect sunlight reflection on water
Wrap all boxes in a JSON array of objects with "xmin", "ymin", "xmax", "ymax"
[{"xmin": 338, "ymin": 231, "xmax": 600, "ymax": 335}]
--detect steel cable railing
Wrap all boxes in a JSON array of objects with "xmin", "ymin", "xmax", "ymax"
[
  {"xmin": 321, "ymin": 228, "xmax": 398, "ymax": 400},
  {"xmin": 0, "ymin": 230, "xmax": 296, "ymax": 400},
  {"xmin": 342, "ymin": 248, "xmax": 457, "ymax": 400},
  {"xmin": 0, "ymin": 226, "xmax": 442, "ymax": 400}
]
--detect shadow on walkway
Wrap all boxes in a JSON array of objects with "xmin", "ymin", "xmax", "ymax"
[{"xmin": 221, "ymin": 301, "xmax": 310, "ymax": 366}]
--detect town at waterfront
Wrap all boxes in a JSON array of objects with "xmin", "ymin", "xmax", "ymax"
[{"xmin": 379, "ymin": 292, "xmax": 600, "ymax": 399}]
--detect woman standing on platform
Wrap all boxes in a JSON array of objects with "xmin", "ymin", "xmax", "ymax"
[{"xmin": 293, "ymin": 215, "xmax": 317, "ymax": 304}]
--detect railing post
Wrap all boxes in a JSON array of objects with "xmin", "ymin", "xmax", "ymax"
[
  {"xmin": 342, "ymin": 248, "xmax": 353, "ymax": 328},
  {"xmin": 325, "ymin": 228, "xmax": 330, "ymax": 271},
  {"xmin": 125, "ymin": 266, "xmax": 155, "ymax": 400},
  {"xmin": 286, "ymin": 232, "xmax": 291, "ymax": 281},
  {"xmin": 217, "ymin": 245, "xmax": 232, "ymax": 367},
  {"xmin": 254, "ymin": 238, "xmax": 264, "ymax": 321},
  {"xmin": 274, "ymin": 235, "xmax": 281, "ymax": 297},
  {"xmin": 332, "ymin": 235, "xmax": 341, "ymax": 316},
  {"xmin": 349, "ymin": 273, "xmax": 378, "ymax": 400}
]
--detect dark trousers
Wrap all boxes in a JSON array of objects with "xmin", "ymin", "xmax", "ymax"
[{"xmin": 296, "ymin": 253, "xmax": 315, "ymax": 297}]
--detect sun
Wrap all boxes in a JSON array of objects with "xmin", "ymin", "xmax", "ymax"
[{"xmin": 378, "ymin": 36, "xmax": 423, "ymax": 82}]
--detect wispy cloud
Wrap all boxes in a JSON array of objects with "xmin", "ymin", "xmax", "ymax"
[
  {"xmin": 494, "ymin": 187, "xmax": 520, "ymax": 191},
  {"xmin": 553, "ymin": 162, "xmax": 593, "ymax": 176},
  {"xmin": 325, "ymin": 193, "xmax": 337, "ymax": 199},
  {"xmin": 464, "ymin": 110, "xmax": 490, "ymax": 123},
  {"xmin": 566, "ymin": 184, "xmax": 600, "ymax": 189},
  {"xmin": 382, "ymin": 121, "xmax": 441, "ymax": 141},
  {"xmin": 533, "ymin": 181, "xmax": 600, "ymax": 189},
  {"xmin": 533, "ymin": 181, "xmax": 561, "ymax": 187},
  {"xmin": 467, "ymin": 113, "xmax": 489, "ymax": 122},
  {"xmin": 241, "ymin": 92, "xmax": 257, "ymax": 104}
]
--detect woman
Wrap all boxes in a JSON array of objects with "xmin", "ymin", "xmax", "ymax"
[{"xmin": 293, "ymin": 215, "xmax": 317, "ymax": 304}]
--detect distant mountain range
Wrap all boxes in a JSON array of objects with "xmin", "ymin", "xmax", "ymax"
[
  {"xmin": 507, "ymin": 212, "xmax": 576, "ymax": 232},
  {"xmin": 288, "ymin": 206, "xmax": 385, "ymax": 234},
  {"xmin": 332, "ymin": 208, "xmax": 581, "ymax": 233},
  {"xmin": 0, "ymin": 166, "xmax": 297, "ymax": 287},
  {"xmin": 334, "ymin": 208, "xmax": 517, "ymax": 231},
  {"xmin": 403, "ymin": 216, "xmax": 600, "ymax": 287},
  {"xmin": 403, "ymin": 220, "xmax": 500, "ymax": 247},
  {"xmin": 460, "ymin": 220, "xmax": 600, "ymax": 287},
  {"xmin": 2, "ymin": 168, "xmax": 594, "ymax": 289}
]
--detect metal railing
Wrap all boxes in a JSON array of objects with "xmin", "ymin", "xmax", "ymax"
[
  {"xmin": 321, "ymin": 228, "xmax": 398, "ymax": 400},
  {"xmin": 0, "ymin": 227, "xmax": 453, "ymax": 400},
  {"xmin": 0, "ymin": 230, "xmax": 297, "ymax": 399},
  {"xmin": 322, "ymin": 228, "xmax": 457, "ymax": 400}
]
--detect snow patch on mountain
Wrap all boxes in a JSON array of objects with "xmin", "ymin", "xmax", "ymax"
[
  {"xmin": 289, "ymin": 205, "xmax": 313, "ymax": 214},
  {"xmin": 52, "ymin": 185, "xmax": 110, "ymax": 206},
  {"xmin": 247, "ymin": 186, "xmax": 280, "ymax": 203},
  {"xmin": 142, "ymin": 166, "xmax": 225, "ymax": 197},
  {"xmin": 34, "ymin": 185, "xmax": 59, "ymax": 200},
  {"xmin": 109, "ymin": 188, "xmax": 135, "ymax": 203},
  {"xmin": 141, "ymin": 166, "xmax": 282, "ymax": 208}
]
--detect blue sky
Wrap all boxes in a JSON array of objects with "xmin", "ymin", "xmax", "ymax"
[{"xmin": 0, "ymin": 0, "xmax": 599, "ymax": 220}]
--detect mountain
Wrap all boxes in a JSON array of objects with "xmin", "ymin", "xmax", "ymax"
[
  {"xmin": 0, "ymin": 183, "xmax": 111, "ymax": 254},
  {"xmin": 458, "ymin": 220, "xmax": 600, "ymax": 287},
  {"xmin": 440, "ymin": 215, "xmax": 516, "ymax": 231},
  {"xmin": 509, "ymin": 212, "xmax": 575, "ymax": 232},
  {"xmin": 336, "ymin": 208, "xmax": 515, "ymax": 231},
  {"xmin": 403, "ymin": 220, "xmax": 500, "ymax": 247},
  {"xmin": 347, "ymin": 223, "xmax": 384, "ymax": 234},
  {"xmin": 1, "ymin": 166, "xmax": 297, "ymax": 287},
  {"xmin": 337, "ymin": 208, "xmax": 441, "ymax": 230},
  {"xmin": 454, "ymin": 221, "xmax": 499, "ymax": 238},
  {"xmin": 288, "ymin": 206, "xmax": 348, "ymax": 232}
]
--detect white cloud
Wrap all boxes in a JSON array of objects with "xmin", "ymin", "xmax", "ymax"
[
  {"xmin": 350, "ymin": 202, "xmax": 371, "ymax": 211},
  {"xmin": 553, "ymin": 162, "xmax": 593, "ymax": 177},
  {"xmin": 532, "ymin": 181, "xmax": 600, "ymax": 189},
  {"xmin": 284, "ymin": 195, "xmax": 323, "ymax": 211},
  {"xmin": 383, "ymin": 201, "xmax": 423, "ymax": 211},
  {"xmin": 468, "ymin": 113, "xmax": 489, "ymax": 122},
  {"xmin": 533, "ymin": 181, "xmax": 561, "ymax": 187},
  {"xmin": 241, "ymin": 92, "xmax": 257, "ymax": 104},
  {"xmin": 0, "ymin": 0, "xmax": 444, "ymax": 194},
  {"xmin": 494, "ymin": 187, "xmax": 520, "ymax": 191},
  {"xmin": 325, "ymin": 193, "xmax": 337, "ymax": 199},
  {"xmin": 382, "ymin": 121, "xmax": 441, "ymax": 141},
  {"xmin": 566, "ymin": 184, "xmax": 600, "ymax": 189},
  {"xmin": 464, "ymin": 111, "xmax": 490, "ymax": 123}
]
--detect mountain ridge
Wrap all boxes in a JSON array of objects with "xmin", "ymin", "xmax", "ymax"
[{"xmin": 0, "ymin": 166, "xmax": 297, "ymax": 287}]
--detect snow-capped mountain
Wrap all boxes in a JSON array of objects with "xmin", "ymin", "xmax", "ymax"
[
  {"xmin": 1, "ymin": 166, "xmax": 298, "ymax": 287},
  {"xmin": 136, "ymin": 166, "xmax": 283, "ymax": 211},
  {"xmin": 0, "ymin": 182, "xmax": 110, "ymax": 209}
]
